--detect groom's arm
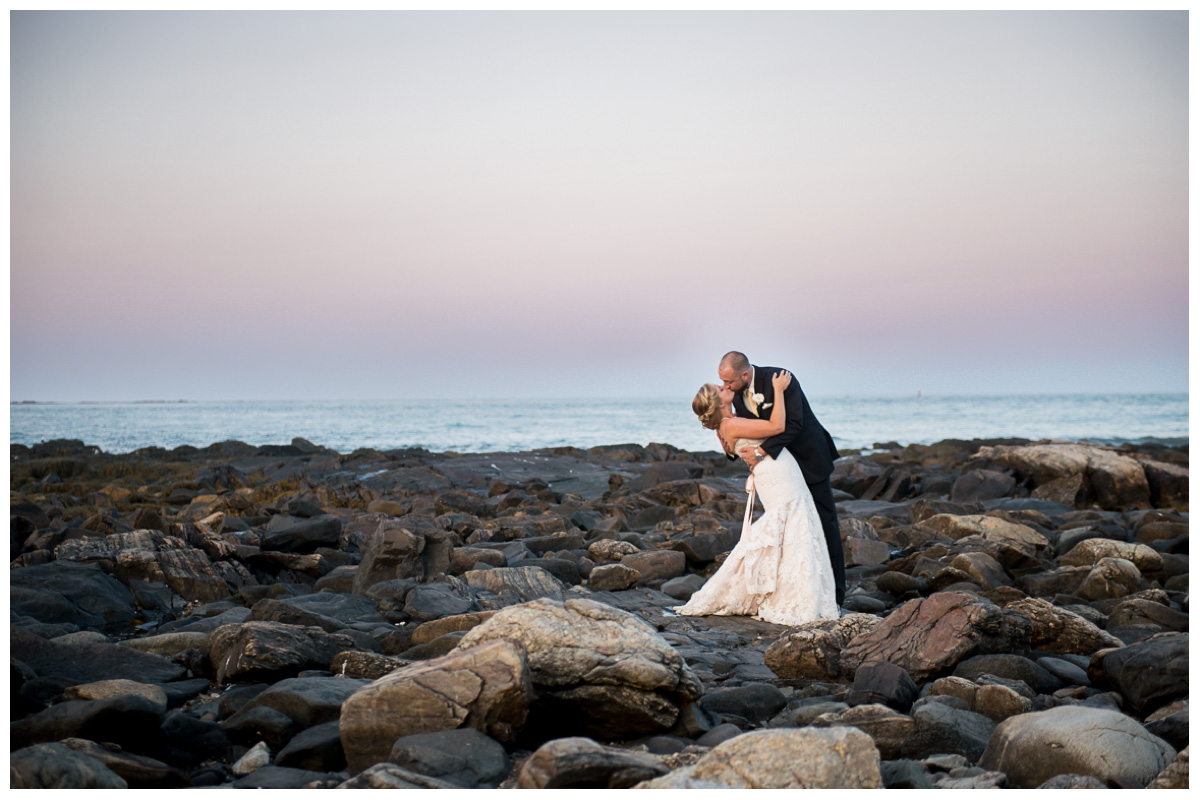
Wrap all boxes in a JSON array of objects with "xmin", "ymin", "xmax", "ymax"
[{"xmin": 759, "ymin": 383, "xmax": 804, "ymax": 459}]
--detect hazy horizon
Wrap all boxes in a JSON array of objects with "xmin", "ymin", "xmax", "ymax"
[
  {"xmin": 8, "ymin": 388, "xmax": 1190, "ymax": 405},
  {"xmin": 10, "ymin": 11, "xmax": 1189, "ymax": 403}
]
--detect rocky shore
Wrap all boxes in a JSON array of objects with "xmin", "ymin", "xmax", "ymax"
[{"xmin": 9, "ymin": 435, "xmax": 1189, "ymax": 789}]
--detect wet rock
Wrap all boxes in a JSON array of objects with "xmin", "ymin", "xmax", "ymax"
[
  {"xmin": 953, "ymin": 653, "xmax": 1060, "ymax": 694},
  {"xmin": 932, "ymin": 768, "xmax": 1008, "ymax": 789},
  {"xmin": 918, "ymin": 514, "xmax": 1049, "ymax": 564},
  {"xmin": 973, "ymin": 442, "xmax": 1151, "ymax": 510},
  {"xmin": 979, "ymin": 705, "xmax": 1176, "ymax": 788},
  {"xmin": 11, "ymin": 694, "xmax": 167, "ymax": 752},
  {"xmin": 230, "ymin": 676, "xmax": 369, "ymax": 730},
  {"xmin": 388, "ymin": 728, "xmax": 511, "ymax": 789},
  {"xmin": 329, "ymin": 651, "xmax": 408, "ymax": 680},
  {"xmin": 274, "ymin": 720, "xmax": 346, "ymax": 771},
  {"xmin": 517, "ymin": 736, "xmax": 668, "ymax": 788},
  {"xmin": 810, "ymin": 703, "xmax": 914, "ymax": 760},
  {"xmin": 875, "ymin": 570, "xmax": 929, "ymax": 597},
  {"xmin": 1146, "ymin": 745, "xmax": 1189, "ymax": 789},
  {"xmin": 222, "ymin": 705, "xmax": 297, "ymax": 750},
  {"xmin": 10, "ymin": 560, "xmax": 139, "ymax": 630},
  {"xmin": 587, "ymin": 539, "xmax": 640, "ymax": 564},
  {"xmin": 336, "ymin": 763, "xmax": 460, "ymax": 788},
  {"xmin": 11, "ymin": 627, "xmax": 186, "ymax": 685},
  {"xmin": 1036, "ymin": 656, "xmax": 1090, "ymax": 686},
  {"xmin": 1004, "ymin": 597, "xmax": 1122, "ymax": 654},
  {"xmin": 880, "ymin": 758, "xmax": 934, "ymax": 789},
  {"xmin": 1077, "ymin": 557, "xmax": 1148, "ymax": 601},
  {"xmin": 636, "ymin": 727, "xmax": 883, "ymax": 789},
  {"xmin": 619, "ymin": 549, "xmax": 686, "ymax": 581},
  {"xmin": 845, "ymin": 661, "xmax": 919, "ymax": 711},
  {"xmin": 403, "ymin": 582, "xmax": 477, "ymax": 621},
  {"xmin": 521, "ymin": 557, "xmax": 581, "ymax": 586},
  {"xmin": 840, "ymin": 593, "xmax": 1032, "ymax": 683},
  {"xmin": 10, "ymin": 742, "xmax": 128, "ymax": 788},
  {"xmin": 1038, "ymin": 773, "xmax": 1108, "ymax": 788},
  {"xmin": 55, "ymin": 529, "xmax": 231, "ymax": 606},
  {"xmin": 1107, "ymin": 598, "xmax": 1189, "ymax": 632},
  {"xmin": 259, "ymin": 515, "xmax": 344, "ymax": 553},
  {"xmin": 160, "ymin": 710, "xmax": 233, "ymax": 763},
  {"xmin": 1143, "ymin": 708, "xmax": 1188, "ymax": 752},
  {"xmin": 661, "ymin": 574, "xmax": 706, "ymax": 600},
  {"xmin": 204, "ymin": 622, "xmax": 356, "ymax": 684},
  {"xmin": 456, "ymin": 597, "xmax": 701, "ymax": 739},
  {"xmin": 764, "ymin": 614, "xmax": 882, "ymax": 681},
  {"xmin": 62, "ymin": 679, "xmax": 168, "ymax": 711},
  {"xmin": 926, "ymin": 675, "xmax": 1032, "ymax": 722},
  {"xmin": 951, "ymin": 469, "xmax": 1016, "ymax": 503},
  {"xmin": 246, "ymin": 597, "xmax": 351, "ymax": 633},
  {"xmin": 352, "ymin": 525, "xmax": 425, "ymax": 593},
  {"xmin": 699, "ymin": 682, "xmax": 787, "ymax": 724},
  {"xmin": 949, "ymin": 551, "xmax": 1011, "ymax": 589},
  {"xmin": 1059, "ymin": 538, "xmax": 1163, "ymax": 572},
  {"xmin": 671, "ymin": 530, "xmax": 739, "ymax": 565},
  {"xmin": 59, "ymin": 738, "xmax": 190, "ymax": 788},
  {"xmin": 410, "ymin": 611, "xmax": 496, "ymax": 645},
  {"xmin": 450, "ymin": 546, "xmax": 506, "ymax": 574},
  {"xmin": 628, "ymin": 461, "xmax": 703, "ymax": 491},
  {"xmin": 1142, "ymin": 460, "xmax": 1188, "ymax": 508},
  {"xmin": 232, "ymin": 741, "xmax": 272, "ymax": 776},
  {"xmin": 845, "ymin": 537, "xmax": 891, "ymax": 567},
  {"xmin": 121, "ymin": 631, "xmax": 211, "ymax": 658},
  {"xmin": 588, "ymin": 563, "xmax": 641, "ymax": 591},
  {"xmin": 339, "ymin": 638, "xmax": 533, "ymax": 774},
  {"xmin": 1092, "ymin": 633, "xmax": 1188, "ymax": 713},
  {"xmin": 230, "ymin": 765, "xmax": 343, "ymax": 788},
  {"xmin": 463, "ymin": 566, "xmax": 567, "ymax": 607},
  {"xmin": 1031, "ymin": 473, "xmax": 1087, "ymax": 507},
  {"xmin": 900, "ymin": 699, "xmax": 996, "ymax": 761}
]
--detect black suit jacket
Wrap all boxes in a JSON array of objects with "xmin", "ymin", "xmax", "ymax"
[{"xmin": 730, "ymin": 365, "xmax": 839, "ymax": 485}]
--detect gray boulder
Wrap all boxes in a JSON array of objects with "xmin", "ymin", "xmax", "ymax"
[
  {"xmin": 517, "ymin": 736, "xmax": 668, "ymax": 789},
  {"xmin": 455, "ymin": 597, "xmax": 701, "ymax": 739},
  {"xmin": 636, "ymin": 728, "xmax": 882, "ymax": 788},
  {"xmin": 339, "ymin": 638, "xmax": 533, "ymax": 774},
  {"xmin": 1093, "ymin": 633, "xmax": 1188, "ymax": 713},
  {"xmin": 389, "ymin": 728, "xmax": 511, "ymax": 789},
  {"xmin": 204, "ymin": 622, "xmax": 357, "ymax": 684},
  {"xmin": 980, "ymin": 705, "xmax": 1176, "ymax": 788},
  {"xmin": 10, "ymin": 561, "xmax": 139, "ymax": 630},
  {"xmin": 10, "ymin": 742, "xmax": 128, "ymax": 788}
]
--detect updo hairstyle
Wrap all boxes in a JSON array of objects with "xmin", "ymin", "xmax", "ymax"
[{"xmin": 692, "ymin": 384, "xmax": 724, "ymax": 430}]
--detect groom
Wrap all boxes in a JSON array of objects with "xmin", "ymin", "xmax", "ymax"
[{"xmin": 718, "ymin": 351, "xmax": 846, "ymax": 606}]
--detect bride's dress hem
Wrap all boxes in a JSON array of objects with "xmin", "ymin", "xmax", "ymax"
[{"xmin": 671, "ymin": 445, "xmax": 838, "ymax": 628}]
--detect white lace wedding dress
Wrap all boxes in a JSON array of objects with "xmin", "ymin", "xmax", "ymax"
[{"xmin": 675, "ymin": 437, "xmax": 839, "ymax": 626}]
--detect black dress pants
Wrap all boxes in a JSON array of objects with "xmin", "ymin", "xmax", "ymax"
[{"xmin": 807, "ymin": 477, "xmax": 846, "ymax": 606}]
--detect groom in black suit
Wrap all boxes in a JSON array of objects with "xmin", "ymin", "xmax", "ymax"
[{"xmin": 719, "ymin": 351, "xmax": 846, "ymax": 606}]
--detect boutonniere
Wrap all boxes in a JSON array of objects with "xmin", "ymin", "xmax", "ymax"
[{"xmin": 752, "ymin": 393, "xmax": 765, "ymax": 406}]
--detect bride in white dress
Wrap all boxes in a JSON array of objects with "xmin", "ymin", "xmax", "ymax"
[{"xmin": 675, "ymin": 371, "xmax": 839, "ymax": 626}]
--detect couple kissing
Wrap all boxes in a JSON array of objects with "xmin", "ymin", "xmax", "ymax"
[{"xmin": 675, "ymin": 351, "xmax": 845, "ymax": 625}]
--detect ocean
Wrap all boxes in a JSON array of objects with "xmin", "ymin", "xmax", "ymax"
[{"xmin": 8, "ymin": 394, "xmax": 1188, "ymax": 455}]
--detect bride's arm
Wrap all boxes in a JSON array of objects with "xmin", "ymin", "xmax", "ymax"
[{"xmin": 719, "ymin": 371, "xmax": 791, "ymax": 439}]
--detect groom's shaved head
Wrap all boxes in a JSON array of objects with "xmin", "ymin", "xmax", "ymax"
[
  {"xmin": 720, "ymin": 351, "xmax": 750, "ymax": 374},
  {"xmin": 718, "ymin": 351, "xmax": 752, "ymax": 393}
]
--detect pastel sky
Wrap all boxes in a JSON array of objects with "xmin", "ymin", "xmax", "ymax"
[{"xmin": 9, "ymin": 11, "xmax": 1189, "ymax": 401}]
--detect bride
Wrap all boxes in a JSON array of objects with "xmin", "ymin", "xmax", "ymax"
[{"xmin": 675, "ymin": 370, "xmax": 839, "ymax": 626}]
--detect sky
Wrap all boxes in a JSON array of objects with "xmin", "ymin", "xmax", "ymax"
[{"xmin": 8, "ymin": 10, "xmax": 1190, "ymax": 401}]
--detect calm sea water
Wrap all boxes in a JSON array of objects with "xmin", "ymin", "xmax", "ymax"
[{"xmin": 8, "ymin": 394, "xmax": 1187, "ymax": 455}]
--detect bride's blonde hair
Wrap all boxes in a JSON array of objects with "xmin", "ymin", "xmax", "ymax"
[{"xmin": 692, "ymin": 384, "xmax": 723, "ymax": 430}]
